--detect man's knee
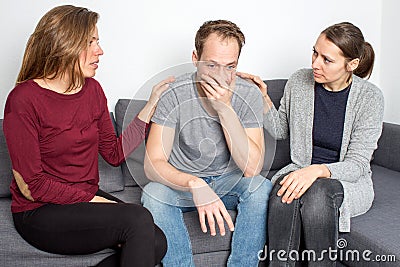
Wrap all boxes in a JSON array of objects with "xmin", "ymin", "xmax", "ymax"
[{"xmin": 247, "ymin": 176, "xmax": 273, "ymax": 208}]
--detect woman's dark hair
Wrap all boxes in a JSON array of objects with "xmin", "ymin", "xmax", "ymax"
[{"xmin": 322, "ymin": 22, "xmax": 374, "ymax": 79}]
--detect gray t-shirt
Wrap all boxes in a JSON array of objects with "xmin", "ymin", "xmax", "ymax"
[{"xmin": 152, "ymin": 72, "xmax": 263, "ymax": 177}]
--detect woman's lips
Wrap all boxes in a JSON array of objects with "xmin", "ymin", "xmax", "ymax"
[{"xmin": 313, "ymin": 72, "xmax": 322, "ymax": 78}]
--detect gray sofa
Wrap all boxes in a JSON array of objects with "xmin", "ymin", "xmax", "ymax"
[{"xmin": 0, "ymin": 79, "xmax": 399, "ymax": 266}]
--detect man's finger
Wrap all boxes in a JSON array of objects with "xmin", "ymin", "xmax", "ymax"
[
  {"xmin": 201, "ymin": 81, "xmax": 226, "ymax": 101},
  {"xmin": 213, "ymin": 209, "xmax": 226, "ymax": 236},
  {"xmin": 220, "ymin": 206, "xmax": 234, "ymax": 232},
  {"xmin": 206, "ymin": 210, "xmax": 216, "ymax": 236},
  {"xmin": 201, "ymin": 73, "xmax": 230, "ymax": 92},
  {"xmin": 198, "ymin": 209, "xmax": 207, "ymax": 233}
]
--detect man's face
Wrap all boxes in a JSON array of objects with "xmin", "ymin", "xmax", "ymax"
[{"xmin": 192, "ymin": 33, "xmax": 239, "ymax": 86}]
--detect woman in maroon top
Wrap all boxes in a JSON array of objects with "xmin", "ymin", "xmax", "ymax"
[{"xmin": 3, "ymin": 5, "xmax": 174, "ymax": 267}]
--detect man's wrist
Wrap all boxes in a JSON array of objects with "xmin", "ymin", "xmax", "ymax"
[{"xmin": 187, "ymin": 177, "xmax": 206, "ymax": 192}]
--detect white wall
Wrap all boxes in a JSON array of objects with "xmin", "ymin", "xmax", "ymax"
[
  {"xmin": 0, "ymin": 0, "xmax": 387, "ymax": 121},
  {"xmin": 380, "ymin": 0, "xmax": 400, "ymax": 124}
]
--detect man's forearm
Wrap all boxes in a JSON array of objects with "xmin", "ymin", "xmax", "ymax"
[
  {"xmin": 144, "ymin": 157, "xmax": 199, "ymax": 191},
  {"xmin": 218, "ymin": 106, "xmax": 264, "ymax": 177}
]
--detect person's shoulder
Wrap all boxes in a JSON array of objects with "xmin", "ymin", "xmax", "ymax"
[
  {"xmin": 84, "ymin": 77, "xmax": 103, "ymax": 92},
  {"xmin": 233, "ymin": 76, "xmax": 263, "ymax": 110},
  {"xmin": 353, "ymin": 75, "xmax": 381, "ymax": 92},
  {"xmin": 353, "ymin": 75, "xmax": 384, "ymax": 103},
  {"xmin": 6, "ymin": 80, "xmax": 39, "ymax": 104},
  {"xmin": 288, "ymin": 68, "xmax": 313, "ymax": 82},
  {"xmin": 235, "ymin": 76, "xmax": 263, "ymax": 97},
  {"xmin": 170, "ymin": 72, "xmax": 194, "ymax": 90},
  {"xmin": 4, "ymin": 80, "xmax": 42, "ymax": 115},
  {"xmin": 160, "ymin": 72, "xmax": 194, "ymax": 98},
  {"xmin": 85, "ymin": 77, "xmax": 101, "ymax": 86},
  {"xmin": 83, "ymin": 77, "xmax": 106, "ymax": 97}
]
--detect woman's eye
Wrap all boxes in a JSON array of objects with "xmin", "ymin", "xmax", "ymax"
[
  {"xmin": 89, "ymin": 40, "xmax": 99, "ymax": 46},
  {"xmin": 312, "ymin": 50, "xmax": 317, "ymax": 56}
]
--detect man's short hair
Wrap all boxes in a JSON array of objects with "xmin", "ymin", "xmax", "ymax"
[{"xmin": 195, "ymin": 20, "xmax": 245, "ymax": 59}]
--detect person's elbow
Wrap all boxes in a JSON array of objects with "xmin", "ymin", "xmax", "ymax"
[
  {"xmin": 243, "ymin": 168, "xmax": 261, "ymax": 177},
  {"xmin": 143, "ymin": 155, "xmax": 157, "ymax": 182},
  {"xmin": 243, "ymin": 163, "xmax": 263, "ymax": 177},
  {"xmin": 242, "ymin": 150, "xmax": 264, "ymax": 177}
]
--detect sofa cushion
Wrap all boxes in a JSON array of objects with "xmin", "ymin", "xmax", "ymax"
[
  {"xmin": 185, "ymin": 210, "xmax": 235, "ymax": 255},
  {"xmin": 339, "ymin": 164, "xmax": 400, "ymax": 266},
  {"xmin": 97, "ymin": 113, "xmax": 125, "ymax": 193},
  {"xmin": 98, "ymin": 154, "xmax": 124, "ymax": 193},
  {"xmin": 262, "ymin": 79, "xmax": 291, "ymax": 173},
  {"xmin": 0, "ymin": 199, "xmax": 112, "ymax": 267},
  {"xmin": 264, "ymin": 79, "xmax": 287, "ymax": 108},
  {"xmin": 263, "ymin": 130, "xmax": 291, "ymax": 174},
  {"xmin": 193, "ymin": 251, "xmax": 229, "ymax": 267},
  {"xmin": 111, "ymin": 185, "xmax": 142, "ymax": 204},
  {"xmin": 112, "ymin": 185, "xmax": 234, "ymax": 262},
  {"xmin": 115, "ymin": 99, "xmax": 150, "ymax": 187},
  {"xmin": 0, "ymin": 120, "xmax": 12, "ymax": 198}
]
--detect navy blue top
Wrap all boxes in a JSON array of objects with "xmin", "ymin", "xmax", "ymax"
[{"xmin": 311, "ymin": 82, "xmax": 351, "ymax": 164}]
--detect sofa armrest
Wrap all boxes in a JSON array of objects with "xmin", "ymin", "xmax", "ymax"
[{"xmin": 372, "ymin": 122, "xmax": 400, "ymax": 172}]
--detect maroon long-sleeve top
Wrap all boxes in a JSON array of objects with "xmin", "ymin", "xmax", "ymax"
[{"xmin": 3, "ymin": 78, "xmax": 146, "ymax": 213}]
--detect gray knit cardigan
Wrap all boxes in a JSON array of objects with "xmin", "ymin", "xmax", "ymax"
[{"xmin": 264, "ymin": 68, "xmax": 384, "ymax": 232}]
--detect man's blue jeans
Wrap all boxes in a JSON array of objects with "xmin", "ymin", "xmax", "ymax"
[{"xmin": 141, "ymin": 169, "xmax": 272, "ymax": 267}]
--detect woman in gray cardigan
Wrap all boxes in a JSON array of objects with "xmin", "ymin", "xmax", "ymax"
[{"xmin": 238, "ymin": 22, "xmax": 384, "ymax": 266}]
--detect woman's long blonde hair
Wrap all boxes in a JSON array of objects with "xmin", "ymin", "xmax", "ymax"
[{"xmin": 17, "ymin": 5, "xmax": 99, "ymax": 92}]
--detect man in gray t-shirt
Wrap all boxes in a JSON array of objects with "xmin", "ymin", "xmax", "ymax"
[
  {"xmin": 142, "ymin": 20, "xmax": 272, "ymax": 266},
  {"xmin": 152, "ymin": 72, "xmax": 264, "ymax": 177}
]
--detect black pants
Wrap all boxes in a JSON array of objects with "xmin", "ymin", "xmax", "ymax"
[
  {"xmin": 268, "ymin": 175, "xmax": 344, "ymax": 267},
  {"xmin": 13, "ymin": 189, "xmax": 167, "ymax": 267}
]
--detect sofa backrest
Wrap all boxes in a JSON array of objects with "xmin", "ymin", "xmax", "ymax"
[
  {"xmin": 0, "ymin": 120, "xmax": 13, "ymax": 198},
  {"xmin": 115, "ymin": 99, "xmax": 149, "ymax": 187},
  {"xmin": 372, "ymin": 122, "xmax": 400, "ymax": 172},
  {"xmin": 262, "ymin": 79, "xmax": 291, "ymax": 177},
  {"xmin": 97, "ymin": 112, "xmax": 125, "ymax": 193},
  {"xmin": 114, "ymin": 79, "xmax": 292, "ymax": 186}
]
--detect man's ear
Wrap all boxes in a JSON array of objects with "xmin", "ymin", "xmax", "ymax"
[
  {"xmin": 192, "ymin": 50, "xmax": 199, "ymax": 67},
  {"xmin": 347, "ymin": 58, "xmax": 360, "ymax": 72}
]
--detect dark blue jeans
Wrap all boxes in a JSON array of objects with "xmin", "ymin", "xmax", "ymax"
[{"xmin": 267, "ymin": 174, "xmax": 344, "ymax": 267}]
